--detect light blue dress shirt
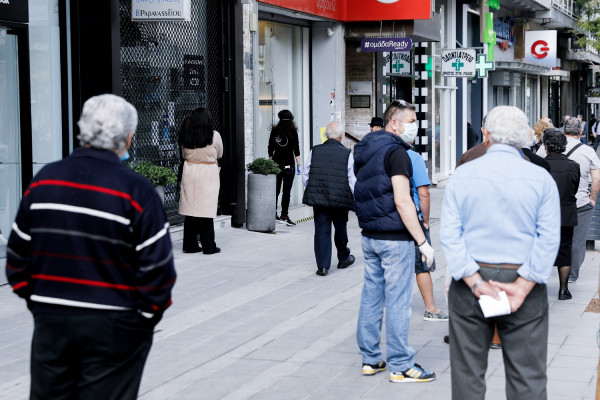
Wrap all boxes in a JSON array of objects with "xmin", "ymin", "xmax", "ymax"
[
  {"xmin": 302, "ymin": 149, "xmax": 356, "ymax": 194},
  {"xmin": 440, "ymin": 144, "xmax": 560, "ymax": 284}
]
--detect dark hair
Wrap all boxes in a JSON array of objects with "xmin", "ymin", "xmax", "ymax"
[
  {"xmin": 383, "ymin": 99, "xmax": 416, "ymax": 126},
  {"xmin": 543, "ymin": 128, "xmax": 567, "ymax": 154},
  {"xmin": 178, "ymin": 108, "xmax": 214, "ymax": 149},
  {"xmin": 271, "ymin": 109, "xmax": 298, "ymax": 138}
]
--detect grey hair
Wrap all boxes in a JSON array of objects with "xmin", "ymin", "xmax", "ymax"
[
  {"xmin": 563, "ymin": 117, "xmax": 581, "ymax": 136},
  {"xmin": 325, "ymin": 122, "xmax": 344, "ymax": 139},
  {"xmin": 484, "ymin": 106, "xmax": 530, "ymax": 148},
  {"xmin": 77, "ymin": 94, "xmax": 138, "ymax": 153}
]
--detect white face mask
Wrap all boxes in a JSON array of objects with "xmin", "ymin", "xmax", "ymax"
[{"xmin": 400, "ymin": 122, "xmax": 419, "ymax": 144}]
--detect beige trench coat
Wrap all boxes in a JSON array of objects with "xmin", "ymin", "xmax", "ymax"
[{"xmin": 178, "ymin": 131, "xmax": 223, "ymax": 218}]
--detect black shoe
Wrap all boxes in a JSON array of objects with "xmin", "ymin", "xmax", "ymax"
[
  {"xmin": 280, "ymin": 216, "xmax": 296, "ymax": 226},
  {"xmin": 337, "ymin": 255, "xmax": 355, "ymax": 269},
  {"xmin": 558, "ymin": 289, "xmax": 572, "ymax": 300},
  {"xmin": 203, "ymin": 247, "xmax": 221, "ymax": 255},
  {"xmin": 183, "ymin": 248, "xmax": 202, "ymax": 253},
  {"xmin": 316, "ymin": 268, "xmax": 328, "ymax": 276},
  {"xmin": 443, "ymin": 335, "xmax": 449, "ymax": 344}
]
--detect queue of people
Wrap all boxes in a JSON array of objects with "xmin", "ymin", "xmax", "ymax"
[{"xmin": 4, "ymin": 93, "xmax": 599, "ymax": 400}]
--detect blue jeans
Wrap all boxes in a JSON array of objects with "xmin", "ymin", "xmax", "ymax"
[{"xmin": 356, "ymin": 237, "xmax": 416, "ymax": 372}]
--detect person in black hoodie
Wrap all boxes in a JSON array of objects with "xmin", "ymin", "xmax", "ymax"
[{"xmin": 268, "ymin": 109, "xmax": 301, "ymax": 226}]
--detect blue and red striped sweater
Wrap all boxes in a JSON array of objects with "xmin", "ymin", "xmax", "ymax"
[{"xmin": 6, "ymin": 147, "xmax": 176, "ymax": 315}]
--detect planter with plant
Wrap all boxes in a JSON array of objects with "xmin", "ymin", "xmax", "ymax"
[
  {"xmin": 127, "ymin": 160, "xmax": 177, "ymax": 203},
  {"xmin": 246, "ymin": 157, "xmax": 281, "ymax": 232}
]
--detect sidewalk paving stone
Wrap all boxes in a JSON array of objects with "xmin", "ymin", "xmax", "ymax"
[{"xmin": 0, "ymin": 187, "xmax": 598, "ymax": 399}]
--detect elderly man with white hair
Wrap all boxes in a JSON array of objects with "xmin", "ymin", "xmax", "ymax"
[
  {"xmin": 6, "ymin": 94, "xmax": 176, "ymax": 400},
  {"xmin": 440, "ymin": 106, "xmax": 560, "ymax": 400},
  {"xmin": 302, "ymin": 121, "xmax": 356, "ymax": 276}
]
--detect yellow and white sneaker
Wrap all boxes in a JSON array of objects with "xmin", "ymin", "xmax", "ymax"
[
  {"xmin": 389, "ymin": 363, "xmax": 436, "ymax": 383},
  {"xmin": 362, "ymin": 360, "xmax": 387, "ymax": 376}
]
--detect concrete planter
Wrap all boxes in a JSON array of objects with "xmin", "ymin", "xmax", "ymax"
[
  {"xmin": 155, "ymin": 185, "xmax": 165, "ymax": 204},
  {"xmin": 246, "ymin": 174, "xmax": 276, "ymax": 232}
]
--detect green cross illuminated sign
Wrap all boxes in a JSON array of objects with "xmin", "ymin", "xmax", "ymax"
[
  {"xmin": 452, "ymin": 58, "xmax": 464, "ymax": 71},
  {"xmin": 392, "ymin": 59, "xmax": 405, "ymax": 73},
  {"xmin": 475, "ymin": 54, "xmax": 494, "ymax": 78}
]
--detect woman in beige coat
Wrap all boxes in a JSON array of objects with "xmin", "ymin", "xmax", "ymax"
[{"xmin": 178, "ymin": 108, "xmax": 223, "ymax": 254}]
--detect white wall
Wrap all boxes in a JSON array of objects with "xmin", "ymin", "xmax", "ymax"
[{"xmin": 311, "ymin": 22, "xmax": 346, "ymax": 146}]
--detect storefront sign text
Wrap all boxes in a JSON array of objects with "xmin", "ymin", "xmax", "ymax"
[
  {"xmin": 131, "ymin": 0, "xmax": 191, "ymax": 22},
  {"xmin": 0, "ymin": 0, "xmax": 28, "ymax": 22},
  {"xmin": 441, "ymin": 49, "xmax": 477, "ymax": 77},
  {"xmin": 361, "ymin": 37, "xmax": 412, "ymax": 53},
  {"xmin": 494, "ymin": 17, "xmax": 514, "ymax": 46}
]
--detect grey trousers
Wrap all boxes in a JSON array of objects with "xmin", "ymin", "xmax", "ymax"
[
  {"xmin": 449, "ymin": 267, "xmax": 548, "ymax": 400},
  {"xmin": 569, "ymin": 203, "xmax": 594, "ymax": 281}
]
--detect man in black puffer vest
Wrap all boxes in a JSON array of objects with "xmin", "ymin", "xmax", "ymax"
[
  {"xmin": 353, "ymin": 99, "xmax": 436, "ymax": 383},
  {"xmin": 302, "ymin": 122, "xmax": 356, "ymax": 276}
]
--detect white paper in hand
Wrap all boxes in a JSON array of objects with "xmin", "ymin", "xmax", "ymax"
[{"xmin": 478, "ymin": 291, "xmax": 511, "ymax": 318}]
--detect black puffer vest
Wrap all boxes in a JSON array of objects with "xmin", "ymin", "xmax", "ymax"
[{"xmin": 302, "ymin": 139, "xmax": 354, "ymax": 210}]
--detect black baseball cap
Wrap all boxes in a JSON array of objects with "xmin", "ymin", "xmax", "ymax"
[{"xmin": 370, "ymin": 117, "xmax": 384, "ymax": 127}]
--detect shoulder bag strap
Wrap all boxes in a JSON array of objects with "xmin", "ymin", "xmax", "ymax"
[{"xmin": 565, "ymin": 142, "xmax": 583, "ymax": 158}]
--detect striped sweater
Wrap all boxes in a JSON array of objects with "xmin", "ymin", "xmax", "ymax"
[{"xmin": 6, "ymin": 147, "xmax": 176, "ymax": 315}]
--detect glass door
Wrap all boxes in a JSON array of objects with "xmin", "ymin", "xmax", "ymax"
[
  {"xmin": 257, "ymin": 20, "xmax": 308, "ymax": 212},
  {"xmin": 0, "ymin": 26, "xmax": 22, "ymax": 259}
]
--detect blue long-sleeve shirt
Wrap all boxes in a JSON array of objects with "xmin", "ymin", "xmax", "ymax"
[{"xmin": 440, "ymin": 144, "xmax": 560, "ymax": 284}]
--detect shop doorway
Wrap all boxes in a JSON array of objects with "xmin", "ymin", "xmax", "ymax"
[
  {"xmin": 0, "ymin": 25, "xmax": 30, "ymax": 260},
  {"xmin": 390, "ymin": 76, "xmax": 413, "ymax": 103},
  {"xmin": 257, "ymin": 20, "xmax": 309, "ymax": 213}
]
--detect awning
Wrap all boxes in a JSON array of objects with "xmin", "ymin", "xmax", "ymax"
[{"xmin": 494, "ymin": 61, "xmax": 551, "ymax": 74}]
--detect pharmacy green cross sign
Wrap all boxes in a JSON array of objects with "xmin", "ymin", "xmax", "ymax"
[
  {"xmin": 441, "ymin": 49, "xmax": 476, "ymax": 77},
  {"xmin": 393, "ymin": 59, "xmax": 405, "ymax": 73},
  {"xmin": 475, "ymin": 54, "xmax": 494, "ymax": 78},
  {"xmin": 452, "ymin": 58, "xmax": 465, "ymax": 71}
]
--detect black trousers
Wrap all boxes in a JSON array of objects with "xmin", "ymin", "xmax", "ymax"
[
  {"xmin": 313, "ymin": 206, "xmax": 350, "ymax": 269},
  {"xmin": 276, "ymin": 168, "xmax": 295, "ymax": 217},
  {"xmin": 183, "ymin": 216, "xmax": 216, "ymax": 253},
  {"xmin": 30, "ymin": 311, "xmax": 154, "ymax": 400},
  {"xmin": 449, "ymin": 267, "xmax": 548, "ymax": 400}
]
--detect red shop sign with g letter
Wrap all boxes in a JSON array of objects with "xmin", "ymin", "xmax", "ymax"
[{"xmin": 257, "ymin": 0, "xmax": 430, "ymax": 21}]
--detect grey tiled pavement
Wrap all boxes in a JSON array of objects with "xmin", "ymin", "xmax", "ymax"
[{"xmin": 0, "ymin": 187, "xmax": 599, "ymax": 399}]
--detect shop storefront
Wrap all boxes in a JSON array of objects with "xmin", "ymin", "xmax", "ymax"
[
  {"xmin": 118, "ymin": 0, "xmax": 244, "ymax": 223},
  {"xmin": 0, "ymin": 0, "xmax": 66, "ymax": 258},
  {"xmin": 256, "ymin": 16, "xmax": 310, "ymax": 211}
]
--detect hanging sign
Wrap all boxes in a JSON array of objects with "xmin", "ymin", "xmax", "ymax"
[
  {"xmin": 131, "ymin": 0, "xmax": 191, "ymax": 21},
  {"xmin": 389, "ymin": 52, "xmax": 412, "ymax": 76},
  {"xmin": 361, "ymin": 37, "xmax": 412, "ymax": 53},
  {"xmin": 441, "ymin": 49, "xmax": 477, "ymax": 77},
  {"xmin": 475, "ymin": 54, "xmax": 495, "ymax": 78},
  {"xmin": 525, "ymin": 30, "xmax": 557, "ymax": 68}
]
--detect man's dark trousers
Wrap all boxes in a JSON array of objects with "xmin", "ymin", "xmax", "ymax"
[
  {"xmin": 449, "ymin": 267, "xmax": 548, "ymax": 400},
  {"xmin": 31, "ymin": 310, "xmax": 154, "ymax": 400},
  {"xmin": 313, "ymin": 206, "xmax": 350, "ymax": 269}
]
